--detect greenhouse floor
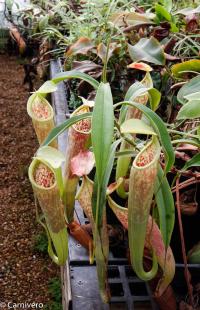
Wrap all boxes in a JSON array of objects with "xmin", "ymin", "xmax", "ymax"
[{"xmin": 0, "ymin": 55, "xmax": 58, "ymax": 305}]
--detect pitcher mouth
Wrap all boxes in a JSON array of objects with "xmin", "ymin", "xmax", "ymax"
[
  {"xmin": 134, "ymin": 138, "xmax": 160, "ymax": 169},
  {"xmin": 29, "ymin": 159, "xmax": 56, "ymax": 190},
  {"xmin": 136, "ymin": 144, "xmax": 156, "ymax": 167},
  {"xmin": 34, "ymin": 162, "xmax": 55, "ymax": 188},
  {"xmin": 27, "ymin": 94, "xmax": 54, "ymax": 122},
  {"xmin": 72, "ymin": 105, "xmax": 91, "ymax": 133},
  {"xmin": 32, "ymin": 97, "xmax": 51, "ymax": 120}
]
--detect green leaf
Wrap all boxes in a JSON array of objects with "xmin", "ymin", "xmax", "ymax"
[
  {"xmin": 172, "ymin": 139, "xmax": 200, "ymax": 148},
  {"xmin": 121, "ymin": 119, "xmax": 157, "ymax": 136},
  {"xmin": 128, "ymin": 37, "xmax": 165, "ymax": 65},
  {"xmin": 118, "ymin": 101, "xmax": 175, "ymax": 173},
  {"xmin": 52, "ymin": 70, "xmax": 99, "ymax": 89},
  {"xmin": 125, "ymin": 82, "xmax": 147, "ymax": 101},
  {"xmin": 155, "ymin": 4, "xmax": 172, "ymax": 21},
  {"xmin": 198, "ymin": 126, "xmax": 200, "ymax": 137},
  {"xmin": 36, "ymin": 146, "xmax": 65, "ymax": 169},
  {"xmin": 39, "ymin": 15, "xmax": 49, "ymax": 32},
  {"xmin": 177, "ymin": 100, "xmax": 200, "ymax": 120},
  {"xmin": 37, "ymin": 80, "xmax": 58, "ymax": 94},
  {"xmin": 91, "ymin": 83, "xmax": 114, "ymax": 230},
  {"xmin": 154, "ymin": 165, "xmax": 175, "ymax": 247},
  {"xmin": 159, "ymin": 0, "xmax": 172, "ymax": 11},
  {"xmin": 92, "ymin": 140, "xmax": 121, "ymax": 224},
  {"xmin": 41, "ymin": 113, "xmax": 92, "ymax": 146},
  {"xmin": 120, "ymin": 73, "xmax": 153, "ymax": 124},
  {"xmin": 182, "ymin": 153, "xmax": 200, "ymax": 171},
  {"xmin": 177, "ymin": 75, "xmax": 200, "ymax": 105},
  {"xmin": 188, "ymin": 242, "xmax": 200, "ymax": 264},
  {"xmin": 184, "ymin": 92, "xmax": 200, "ymax": 102},
  {"xmin": 148, "ymin": 88, "xmax": 161, "ymax": 111},
  {"xmin": 171, "ymin": 60, "xmax": 200, "ymax": 78},
  {"xmin": 91, "ymin": 83, "xmax": 114, "ymax": 183}
]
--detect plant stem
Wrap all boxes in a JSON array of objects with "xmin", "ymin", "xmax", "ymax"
[
  {"xmin": 102, "ymin": 37, "xmax": 111, "ymax": 83},
  {"xmin": 168, "ymin": 129, "xmax": 198, "ymax": 139}
]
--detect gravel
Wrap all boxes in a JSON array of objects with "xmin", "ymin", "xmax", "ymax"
[{"xmin": 0, "ymin": 55, "xmax": 59, "ymax": 305}]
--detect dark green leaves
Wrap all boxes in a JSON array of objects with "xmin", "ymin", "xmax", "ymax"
[{"xmin": 128, "ymin": 37, "xmax": 166, "ymax": 65}]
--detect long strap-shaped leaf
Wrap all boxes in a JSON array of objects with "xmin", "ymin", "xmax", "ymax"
[
  {"xmin": 41, "ymin": 112, "xmax": 91, "ymax": 147},
  {"xmin": 116, "ymin": 101, "xmax": 175, "ymax": 173},
  {"xmin": 128, "ymin": 137, "xmax": 160, "ymax": 281},
  {"xmin": 154, "ymin": 164, "xmax": 175, "ymax": 248},
  {"xmin": 51, "ymin": 70, "xmax": 99, "ymax": 89},
  {"xmin": 90, "ymin": 83, "xmax": 114, "ymax": 303},
  {"xmin": 91, "ymin": 82, "xmax": 114, "ymax": 226}
]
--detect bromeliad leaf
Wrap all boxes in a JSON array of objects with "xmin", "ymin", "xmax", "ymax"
[
  {"xmin": 128, "ymin": 37, "xmax": 165, "ymax": 65},
  {"xmin": 91, "ymin": 83, "xmax": 114, "ymax": 183},
  {"xmin": 177, "ymin": 100, "xmax": 200, "ymax": 120},
  {"xmin": 121, "ymin": 119, "xmax": 157, "ymax": 136}
]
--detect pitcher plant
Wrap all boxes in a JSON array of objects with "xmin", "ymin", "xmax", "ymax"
[{"xmin": 27, "ymin": 59, "xmax": 177, "ymax": 303}]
